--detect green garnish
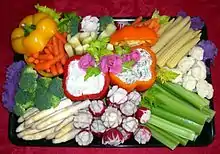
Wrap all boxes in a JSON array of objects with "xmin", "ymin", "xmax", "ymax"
[
  {"xmin": 35, "ymin": 4, "xmax": 61, "ymax": 23},
  {"xmin": 152, "ymin": 9, "xmax": 170, "ymax": 24},
  {"xmin": 122, "ymin": 60, "xmax": 135, "ymax": 72},
  {"xmin": 157, "ymin": 68, "xmax": 179, "ymax": 83},
  {"xmin": 58, "ymin": 13, "xmax": 81, "ymax": 36},
  {"xmin": 99, "ymin": 16, "xmax": 114, "ymax": 31},
  {"xmin": 115, "ymin": 45, "xmax": 131, "ymax": 56},
  {"xmin": 87, "ymin": 37, "xmax": 113, "ymax": 62},
  {"xmin": 84, "ymin": 67, "xmax": 101, "ymax": 81}
]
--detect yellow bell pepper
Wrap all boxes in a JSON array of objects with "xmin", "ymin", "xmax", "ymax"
[{"xmin": 11, "ymin": 13, "xmax": 57, "ymax": 55}]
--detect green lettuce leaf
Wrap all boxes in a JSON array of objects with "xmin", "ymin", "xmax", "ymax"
[{"xmin": 35, "ymin": 4, "xmax": 61, "ymax": 23}]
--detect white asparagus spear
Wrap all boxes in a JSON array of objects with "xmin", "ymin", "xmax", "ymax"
[
  {"xmin": 22, "ymin": 127, "xmax": 56, "ymax": 140},
  {"xmin": 52, "ymin": 128, "xmax": 81, "ymax": 144},
  {"xmin": 18, "ymin": 119, "xmax": 63, "ymax": 138},
  {"xmin": 46, "ymin": 132, "xmax": 58, "ymax": 140},
  {"xmin": 18, "ymin": 108, "xmax": 39, "ymax": 123},
  {"xmin": 55, "ymin": 116, "xmax": 74, "ymax": 131},
  {"xmin": 16, "ymin": 123, "xmax": 26, "ymax": 133},
  {"xmin": 25, "ymin": 99, "xmax": 73, "ymax": 126},
  {"xmin": 31, "ymin": 109, "xmax": 66, "ymax": 129},
  {"xmin": 55, "ymin": 122, "xmax": 74, "ymax": 139},
  {"xmin": 36, "ymin": 100, "xmax": 90, "ymax": 130}
]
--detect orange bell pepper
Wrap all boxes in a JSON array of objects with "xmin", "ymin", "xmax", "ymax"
[
  {"xmin": 109, "ymin": 45, "xmax": 157, "ymax": 92},
  {"xmin": 110, "ymin": 25, "xmax": 158, "ymax": 47}
]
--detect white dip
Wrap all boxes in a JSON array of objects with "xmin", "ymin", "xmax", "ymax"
[
  {"xmin": 116, "ymin": 49, "xmax": 152, "ymax": 84},
  {"xmin": 66, "ymin": 60, "xmax": 105, "ymax": 97}
]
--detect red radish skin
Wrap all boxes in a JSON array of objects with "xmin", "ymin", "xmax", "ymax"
[
  {"xmin": 134, "ymin": 126, "xmax": 151, "ymax": 144},
  {"xmin": 117, "ymin": 127, "xmax": 132, "ymax": 141},
  {"xmin": 89, "ymin": 100, "xmax": 106, "ymax": 117},
  {"xmin": 102, "ymin": 128, "xmax": 124, "ymax": 146},
  {"xmin": 135, "ymin": 107, "xmax": 151, "ymax": 124}
]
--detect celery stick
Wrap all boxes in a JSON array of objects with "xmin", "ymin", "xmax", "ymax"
[
  {"xmin": 147, "ymin": 123, "xmax": 188, "ymax": 146},
  {"xmin": 147, "ymin": 84, "xmax": 209, "ymax": 125},
  {"xmin": 148, "ymin": 114, "xmax": 196, "ymax": 141},
  {"xmin": 150, "ymin": 107, "xmax": 204, "ymax": 134},
  {"xmin": 202, "ymin": 107, "xmax": 216, "ymax": 123},
  {"xmin": 146, "ymin": 123, "xmax": 179, "ymax": 150},
  {"xmin": 159, "ymin": 82, "xmax": 209, "ymax": 110}
]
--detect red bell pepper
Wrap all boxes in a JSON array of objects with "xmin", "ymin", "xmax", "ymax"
[{"xmin": 63, "ymin": 55, "xmax": 110, "ymax": 101}]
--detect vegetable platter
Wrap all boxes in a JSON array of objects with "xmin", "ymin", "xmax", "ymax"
[{"xmin": 2, "ymin": 4, "xmax": 218, "ymax": 150}]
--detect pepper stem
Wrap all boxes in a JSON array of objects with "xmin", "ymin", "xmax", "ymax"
[{"xmin": 21, "ymin": 24, "xmax": 36, "ymax": 36}]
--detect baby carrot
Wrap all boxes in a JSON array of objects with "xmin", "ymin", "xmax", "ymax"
[
  {"xmin": 44, "ymin": 48, "xmax": 51, "ymax": 54},
  {"xmin": 56, "ymin": 62, "xmax": 64, "ymax": 74},
  {"xmin": 35, "ymin": 53, "xmax": 64, "ymax": 70},
  {"xmin": 38, "ymin": 54, "xmax": 54, "ymax": 60},
  {"xmin": 61, "ymin": 54, "xmax": 68, "ymax": 65},
  {"xmin": 46, "ymin": 68, "xmax": 51, "ymax": 73},
  {"xmin": 132, "ymin": 16, "xmax": 143, "ymax": 26},
  {"xmin": 55, "ymin": 32, "xmax": 67, "ymax": 44},
  {"xmin": 39, "ymin": 60, "xmax": 44, "ymax": 63},
  {"xmin": 32, "ymin": 53, "xmax": 39, "ymax": 59},
  {"xmin": 34, "ymin": 59, "xmax": 39, "ymax": 64},
  {"xmin": 50, "ymin": 65, "xmax": 58, "ymax": 76},
  {"xmin": 27, "ymin": 57, "xmax": 35, "ymax": 63},
  {"xmin": 63, "ymin": 32, "xmax": 67, "ymax": 39},
  {"xmin": 52, "ymin": 37, "xmax": 59, "ymax": 56}
]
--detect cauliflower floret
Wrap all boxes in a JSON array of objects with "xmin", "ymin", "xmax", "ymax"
[
  {"xmin": 196, "ymin": 80, "xmax": 214, "ymax": 99},
  {"xmin": 189, "ymin": 60, "xmax": 206, "ymax": 81},
  {"xmin": 189, "ymin": 46, "xmax": 204, "ymax": 60},
  {"xmin": 182, "ymin": 75, "xmax": 197, "ymax": 91},
  {"xmin": 81, "ymin": 16, "xmax": 100, "ymax": 33},
  {"xmin": 177, "ymin": 56, "xmax": 195, "ymax": 73}
]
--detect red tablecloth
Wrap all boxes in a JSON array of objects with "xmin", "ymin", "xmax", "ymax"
[{"xmin": 1, "ymin": 0, "xmax": 220, "ymax": 153}]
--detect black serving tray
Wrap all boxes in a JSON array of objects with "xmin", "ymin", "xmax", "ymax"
[{"xmin": 8, "ymin": 18, "xmax": 215, "ymax": 147}]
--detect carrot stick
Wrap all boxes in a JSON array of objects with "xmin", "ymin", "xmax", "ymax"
[
  {"xmin": 27, "ymin": 57, "xmax": 35, "ymax": 63},
  {"xmin": 58, "ymin": 40, "xmax": 65, "ymax": 55},
  {"xmin": 63, "ymin": 32, "xmax": 67, "ymax": 39},
  {"xmin": 50, "ymin": 65, "xmax": 58, "ymax": 76},
  {"xmin": 55, "ymin": 32, "xmax": 67, "ymax": 44},
  {"xmin": 56, "ymin": 62, "xmax": 64, "ymax": 74},
  {"xmin": 46, "ymin": 68, "xmax": 51, "ymax": 73},
  {"xmin": 52, "ymin": 37, "xmax": 59, "ymax": 56},
  {"xmin": 44, "ymin": 48, "xmax": 51, "ymax": 54},
  {"xmin": 34, "ymin": 59, "xmax": 39, "ymax": 64},
  {"xmin": 32, "ymin": 53, "xmax": 39, "ymax": 59},
  {"xmin": 132, "ymin": 16, "xmax": 143, "ymax": 25},
  {"xmin": 35, "ymin": 39, "xmax": 65, "ymax": 71},
  {"xmin": 38, "ymin": 54, "xmax": 54, "ymax": 60},
  {"xmin": 61, "ymin": 54, "xmax": 68, "ymax": 65}
]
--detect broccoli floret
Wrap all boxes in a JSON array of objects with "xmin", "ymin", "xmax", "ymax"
[
  {"xmin": 35, "ymin": 92, "xmax": 60, "ymax": 110},
  {"xmin": 37, "ymin": 77, "xmax": 52, "ymax": 89},
  {"xmin": 48, "ymin": 77, "xmax": 64, "ymax": 99},
  {"xmin": 14, "ymin": 89, "xmax": 35, "ymax": 116},
  {"xmin": 19, "ymin": 66, "xmax": 38, "ymax": 93},
  {"xmin": 99, "ymin": 16, "xmax": 114, "ymax": 31},
  {"xmin": 13, "ymin": 104, "xmax": 26, "ymax": 116}
]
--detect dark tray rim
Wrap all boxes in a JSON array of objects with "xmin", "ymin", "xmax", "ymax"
[{"xmin": 8, "ymin": 17, "xmax": 216, "ymax": 148}]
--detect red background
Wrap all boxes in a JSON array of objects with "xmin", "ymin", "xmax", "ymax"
[{"xmin": 1, "ymin": 0, "xmax": 220, "ymax": 153}]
